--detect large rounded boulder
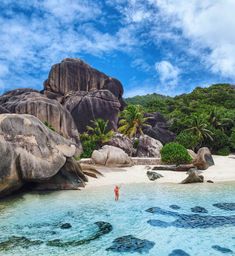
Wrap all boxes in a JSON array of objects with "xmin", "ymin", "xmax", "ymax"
[
  {"xmin": 0, "ymin": 114, "xmax": 86, "ymax": 197},
  {"xmin": 136, "ymin": 135, "xmax": 163, "ymax": 158},
  {"xmin": 193, "ymin": 147, "xmax": 215, "ymax": 170},
  {"xmin": 91, "ymin": 145, "xmax": 133, "ymax": 167},
  {"xmin": 63, "ymin": 90, "xmax": 121, "ymax": 133},
  {"xmin": 44, "ymin": 58, "xmax": 125, "ymax": 108},
  {"xmin": 106, "ymin": 133, "xmax": 134, "ymax": 156},
  {"xmin": 0, "ymin": 89, "xmax": 82, "ymax": 154}
]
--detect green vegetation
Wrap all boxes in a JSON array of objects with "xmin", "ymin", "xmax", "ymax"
[
  {"xmin": 160, "ymin": 142, "xmax": 192, "ymax": 165},
  {"xmin": 176, "ymin": 131, "xmax": 199, "ymax": 151},
  {"xmin": 44, "ymin": 121, "xmax": 55, "ymax": 132},
  {"xmin": 118, "ymin": 104, "xmax": 151, "ymax": 138},
  {"xmin": 126, "ymin": 84, "xmax": 235, "ymax": 154},
  {"xmin": 80, "ymin": 119, "xmax": 114, "ymax": 158}
]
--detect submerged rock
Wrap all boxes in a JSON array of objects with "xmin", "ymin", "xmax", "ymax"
[
  {"xmin": 60, "ymin": 223, "xmax": 72, "ymax": 229},
  {"xmin": 169, "ymin": 249, "xmax": 190, "ymax": 256},
  {"xmin": 0, "ymin": 236, "xmax": 43, "ymax": 251},
  {"xmin": 146, "ymin": 207, "xmax": 235, "ymax": 229},
  {"xmin": 191, "ymin": 206, "xmax": 208, "ymax": 214},
  {"xmin": 106, "ymin": 235, "xmax": 155, "ymax": 253},
  {"xmin": 212, "ymin": 245, "xmax": 233, "ymax": 253},
  {"xmin": 47, "ymin": 221, "xmax": 112, "ymax": 247},
  {"xmin": 213, "ymin": 203, "xmax": 235, "ymax": 211},
  {"xmin": 169, "ymin": 205, "xmax": 181, "ymax": 210},
  {"xmin": 193, "ymin": 147, "xmax": 214, "ymax": 170},
  {"xmin": 91, "ymin": 145, "xmax": 133, "ymax": 167},
  {"xmin": 147, "ymin": 171, "xmax": 163, "ymax": 181}
]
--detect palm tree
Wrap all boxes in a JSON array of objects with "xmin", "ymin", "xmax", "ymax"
[
  {"xmin": 208, "ymin": 108, "xmax": 234, "ymax": 132},
  {"xmin": 118, "ymin": 104, "xmax": 151, "ymax": 138},
  {"xmin": 185, "ymin": 115, "xmax": 213, "ymax": 142},
  {"xmin": 86, "ymin": 118, "xmax": 114, "ymax": 145}
]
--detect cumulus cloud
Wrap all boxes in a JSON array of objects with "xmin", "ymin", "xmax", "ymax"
[
  {"xmin": 155, "ymin": 61, "xmax": 180, "ymax": 88},
  {"xmin": 155, "ymin": 0, "xmax": 235, "ymax": 79},
  {"xmin": 0, "ymin": 0, "xmax": 139, "ymax": 93}
]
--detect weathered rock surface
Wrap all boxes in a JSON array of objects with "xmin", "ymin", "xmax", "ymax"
[
  {"xmin": 0, "ymin": 89, "xmax": 81, "ymax": 153},
  {"xmin": 106, "ymin": 133, "xmax": 134, "ymax": 156},
  {"xmin": 181, "ymin": 170, "xmax": 204, "ymax": 184},
  {"xmin": 147, "ymin": 171, "xmax": 163, "ymax": 181},
  {"xmin": 193, "ymin": 147, "xmax": 214, "ymax": 170},
  {"xmin": 106, "ymin": 235, "xmax": 155, "ymax": 253},
  {"xmin": 44, "ymin": 58, "xmax": 125, "ymax": 107},
  {"xmin": 0, "ymin": 114, "xmax": 86, "ymax": 196},
  {"xmin": 136, "ymin": 135, "xmax": 163, "ymax": 157},
  {"xmin": 143, "ymin": 112, "xmax": 175, "ymax": 144},
  {"xmin": 187, "ymin": 149, "xmax": 197, "ymax": 160},
  {"xmin": 63, "ymin": 90, "xmax": 121, "ymax": 133},
  {"xmin": 91, "ymin": 145, "xmax": 133, "ymax": 167}
]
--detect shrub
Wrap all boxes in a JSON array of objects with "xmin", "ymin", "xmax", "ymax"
[
  {"xmin": 230, "ymin": 129, "xmax": 235, "ymax": 151},
  {"xmin": 216, "ymin": 147, "xmax": 230, "ymax": 156},
  {"xmin": 80, "ymin": 139, "xmax": 97, "ymax": 158},
  {"xmin": 160, "ymin": 142, "xmax": 192, "ymax": 165},
  {"xmin": 204, "ymin": 127, "xmax": 230, "ymax": 153},
  {"xmin": 176, "ymin": 130, "xmax": 200, "ymax": 150}
]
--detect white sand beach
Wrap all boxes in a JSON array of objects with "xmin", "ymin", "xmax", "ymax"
[{"xmin": 86, "ymin": 155, "xmax": 235, "ymax": 188}]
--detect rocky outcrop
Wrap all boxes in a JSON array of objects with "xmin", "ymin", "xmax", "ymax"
[
  {"xmin": 91, "ymin": 145, "xmax": 133, "ymax": 167},
  {"xmin": 44, "ymin": 58, "xmax": 125, "ymax": 108},
  {"xmin": 63, "ymin": 90, "xmax": 121, "ymax": 133},
  {"xmin": 187, "ymin": 149, "xmax": 197, "ymax": 160},
  {"xmin": 181, "ymin": 170, "xmax": 204, "ymax": 184},
  {"xmin": 0, "ymin": 89, "xmax": 82, "ymax": 154},
  {"xmin": 0, "ymin": 114, "xmax": 87, "ymax": 197},
  {"xmin": 106, "ymin": 133, "xmax": 134, "ymax": 156},
  {"xmin": 136, "ymin": 135, "xmax": 163, "ymax": 157},
  {"xmin": 147, "ymin": 171, "xmax": 163, "ymax": 181},
  {"xmin": 143, "ymin": 112, "xmax": 175, "ymax": 144},
  {"xmin": 193, "ymin": 147, "xmax": 214, "ymax": 170}
]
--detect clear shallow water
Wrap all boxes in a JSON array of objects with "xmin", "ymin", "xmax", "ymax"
[{"xmin": 0, "ymin": 183, "xmax": 235, "ymax": 256}]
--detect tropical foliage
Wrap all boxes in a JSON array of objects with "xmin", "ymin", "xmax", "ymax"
[
  {"xmin": 126, "ymin": 84, "xmax": 235, "ymax": 154},
  {"xmin": 160, "ymin": 142, "xmax": 192, "ymax": 165},
  {"xmin": 118, "ymin": 104, "xmax": 150, "ymax": 138},
  {"xmin": 80, "ymin": 119, "xmax": 114, "ymax": 158}
]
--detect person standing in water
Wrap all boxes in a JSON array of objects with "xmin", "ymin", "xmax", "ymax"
[{"xmin": 114, "ymin": 185, "xmax": 120, "ymax": 201}]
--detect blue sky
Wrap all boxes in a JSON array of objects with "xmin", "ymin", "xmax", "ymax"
[{"xmin": 0, "ymin": 0, "xmax": 235, "ymax": 97}]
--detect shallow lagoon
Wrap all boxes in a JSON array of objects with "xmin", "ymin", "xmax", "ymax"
[{"xmin": 0, "ymin": 182, "xmax": 235, "ymax": 256}]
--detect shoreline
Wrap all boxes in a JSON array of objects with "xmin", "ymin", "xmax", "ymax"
[{"xmin": 85, "ymin": 155, "xmax": 235, "ymax": 188}]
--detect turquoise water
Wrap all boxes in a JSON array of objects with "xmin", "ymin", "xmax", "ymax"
[{"xmin": 0, "ymin": 182, "xmax": 235, "ymax": 256}]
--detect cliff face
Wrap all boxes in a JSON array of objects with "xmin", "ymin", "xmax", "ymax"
[
  {"xmin": 44, "ymin": 58, "xmax": 124, "ymax": 108},
  {"xmin": 0, "ymin": 58, "xmax": 125, "ymax": 150}
]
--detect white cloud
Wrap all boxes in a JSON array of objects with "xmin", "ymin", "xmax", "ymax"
[
  {"xmin": 155, "ymin": 0, "xmax": 235, "ymax": 79},
  {"xmin": 0, "ymin": 0, "xmax": 139, "ymax": 93},
  {"xmin": 155, "ymin": 60, "xmax": 180, "ymax": 88}
]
